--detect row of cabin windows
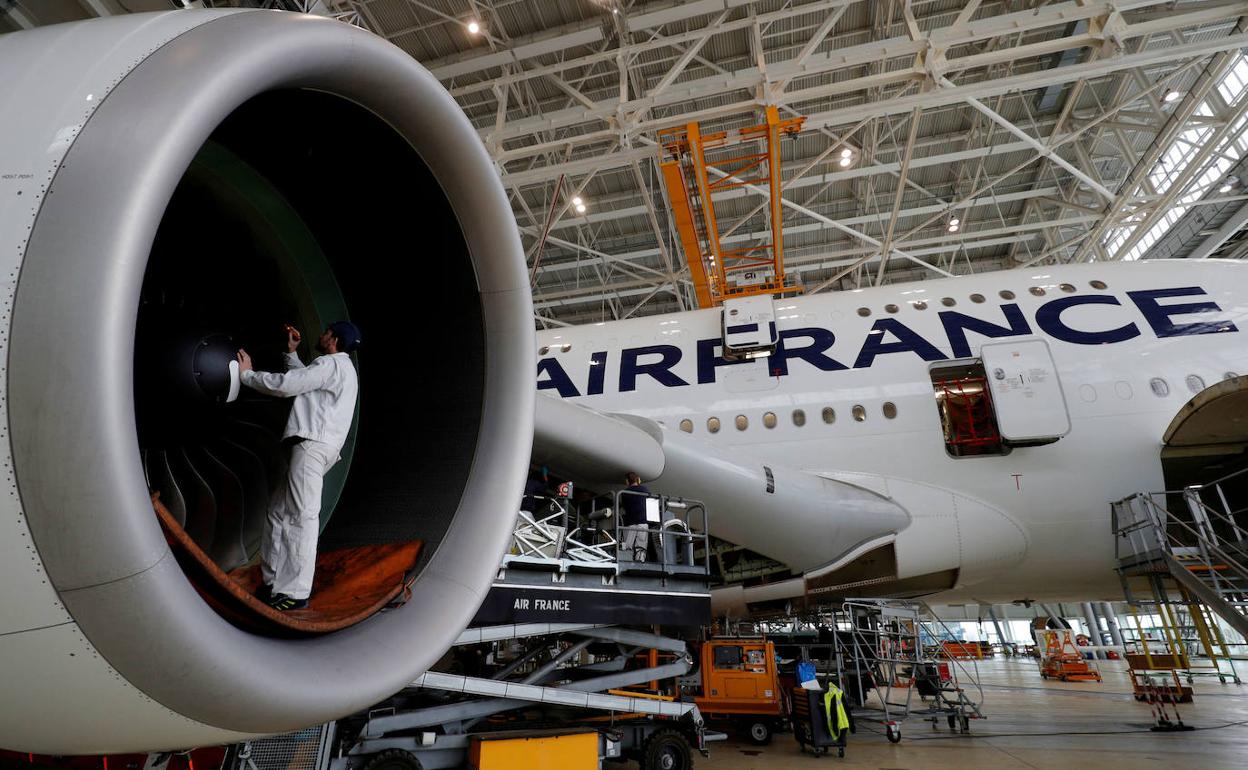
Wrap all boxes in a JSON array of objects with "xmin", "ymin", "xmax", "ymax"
[
  {"xmin": 1150, "ymin": 373, "xmax": 1238, "ymax": 397},
  {"xmin": 855, "ymin": 280, "xmax": 1107, "ymax": 317},
  {"xmin": 674, "ymin": 368, "xmax": 1237, "ymax": 455},
  {"xmin": 678, "ymin": 402, "xmax": 898, "ymax": 434}
]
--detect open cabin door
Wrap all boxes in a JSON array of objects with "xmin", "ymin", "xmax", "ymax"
[
  {"xmin": 722, "ymin": 295, "xmax": 777, "ymax": 360},
  {"xmin": 931, "ymin": 339, "xmax": 1070, "ymax": 457},
  {"xmin": 980, "ymin": 339, "xmax": 1070, "ymax": 446}
]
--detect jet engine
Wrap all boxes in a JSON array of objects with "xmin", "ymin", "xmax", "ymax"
[{"xmin": 0, "ymin": 10, "xmax": 533, "ymax": 753}]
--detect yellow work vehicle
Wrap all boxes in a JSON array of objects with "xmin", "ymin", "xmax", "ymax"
[{"xmin": 682, "ymin": 638, "xmax": 788, "ymax": 745}]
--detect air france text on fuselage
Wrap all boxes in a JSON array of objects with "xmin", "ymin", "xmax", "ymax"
[{"xmin": 536, "ymin": 286, "xmax": 1238, "ymax": 398}]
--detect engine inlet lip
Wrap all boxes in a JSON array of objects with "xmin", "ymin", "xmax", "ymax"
[{"xmin": 9, "ymin": 11, "xmax": 533, "ymax": 734}]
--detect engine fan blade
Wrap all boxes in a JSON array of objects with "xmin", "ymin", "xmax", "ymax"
[
  {"xmin": 145, "ymin": 449, "xmax": 186, "ymax": 528},
  {"xmin": 209, "ymin": 438, "xmax": 269, "ymax": 559},
  {"xmin": 186, "ymin": 446, "xmax": 247, "ymax": 570},
  {"xmin": 223, "ymin": 418, "xmax": 284, "ymax": 495},
  {"xmin": 168, "ymin": 446, "xmax": 218, "ymax": 553}
]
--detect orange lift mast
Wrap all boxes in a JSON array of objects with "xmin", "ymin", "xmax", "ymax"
[{"xmin": 659, "ymin": 106, "xmax": 805, "ymax": 308}]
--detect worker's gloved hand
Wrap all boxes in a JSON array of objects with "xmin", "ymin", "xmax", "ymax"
[
  {"xmin": 236, "ymin": 349, "xmax": 253, "ymax": 374},
  {"xmin": 284, "ymin": 324, "xmax": 302, "ymax": 353}
]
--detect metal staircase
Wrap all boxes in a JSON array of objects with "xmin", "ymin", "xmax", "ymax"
[{"xmin": 1112, "ymin": 466, "xmax": 1248, "ymax": 650}]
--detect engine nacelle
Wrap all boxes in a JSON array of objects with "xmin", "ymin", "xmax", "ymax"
[{"xmin": 0, "ymin": 10, "xmax": 533, "ymax": 753}]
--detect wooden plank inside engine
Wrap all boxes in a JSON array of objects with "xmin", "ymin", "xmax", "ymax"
[{"xmin": 152, "ymin": 494, "xmax": 421, "ymax": 637}]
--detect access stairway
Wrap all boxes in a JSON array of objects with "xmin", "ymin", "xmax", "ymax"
[{"xmin": 1112, "ymin": 465, "xmax": 1248, "ymax": 656}]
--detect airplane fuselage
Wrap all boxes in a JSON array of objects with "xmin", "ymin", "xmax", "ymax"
[{"xmin": 535, "ymin": 261, "xmax": 1248, "ymax": 603}]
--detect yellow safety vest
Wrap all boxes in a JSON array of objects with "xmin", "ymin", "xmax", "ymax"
[{"xmin": 823, "ymin": 684, "xmax": 850, "ymax": 735}]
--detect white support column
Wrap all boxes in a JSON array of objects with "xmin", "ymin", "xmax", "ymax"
[
  {"xmin": 1081, "ymin": 602, "xmax": 1107, "ymax": 659},
  {"xmin": 1100, "ymin": 602, "xmax": 1127, "ymax": 648}
]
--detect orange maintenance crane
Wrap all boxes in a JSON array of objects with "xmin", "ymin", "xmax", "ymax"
[{"xmin": 659, "ymin": 106, "xmax": 805, "ymax": 308}]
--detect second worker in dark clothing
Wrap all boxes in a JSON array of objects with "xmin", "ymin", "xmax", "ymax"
[
  {"xmin": 619, "ymin": 472, "xmax": 651, "ymax": 561},
  {"xmin": 521, "ymin": 467, "xmax": 550, "ymax": 514}
]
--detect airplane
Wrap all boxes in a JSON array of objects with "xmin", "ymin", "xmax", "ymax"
[
  {"xmin": 529, "ymin": 262, "xmax": 1248, "ymax": 617},
  {"xmin": 2, "ymin": 5, "xmax": 1245, "ymax": 761}
]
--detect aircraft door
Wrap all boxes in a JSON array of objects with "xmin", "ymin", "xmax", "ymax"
[
  {"xmin": 980, "ymin": 339, "xmax": 1071, "ymax": 445},
  {"xmin": 722, "ymin": 296, "xmax": 777, "ymax": 360}
]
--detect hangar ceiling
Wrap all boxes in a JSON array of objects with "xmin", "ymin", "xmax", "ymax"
[{"xmin": 6, "ymin": 0, "xmax": 1248, "ymax": 327}]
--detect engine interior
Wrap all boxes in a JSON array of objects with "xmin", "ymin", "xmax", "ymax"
[{"xmin": 136, "ymin": 89, "xmax": 487, "ymax": 627}]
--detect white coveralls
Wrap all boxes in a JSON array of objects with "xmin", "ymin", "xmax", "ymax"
[{"xmin": 240, "ymin": 351, "xmax": 358, "ymax": 600}]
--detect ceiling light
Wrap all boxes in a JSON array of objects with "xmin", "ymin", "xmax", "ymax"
[
  {"xmin": 467, "ymin": 20, "xmax": 481, "ymax": 34},
  {"xmin": 840, "ymin": 148, "xmax": 852, "ymax": 159},
  {"xmin": 572, "ymin": 196, "xmax": 583, "ymax": 206},
  {"xmin": 1221, "ymin": 183, "xmax": 1235, "ymax": 193},
  {"xmin": 575, "ymin": 203, "xmax": 587, "ymax": 213},
  {"xmin": 1163, "ymin": 90, "xmax": 1183, "ymax": 103},
  {"xmin": 949, "ymin": 217, "xmax": 960, "ymax": 226},
  {"xmin": 948, "ymin": 224, "xmax": 959, "ymax": 233},
  {"xmin": 838, "ymin": 157, "xmax": 852, "ymax": 167}
]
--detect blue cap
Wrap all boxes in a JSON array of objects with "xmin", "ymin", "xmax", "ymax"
[{"xmin": 328, "ymin": 320, "xmax": 362, "ymax": 353}]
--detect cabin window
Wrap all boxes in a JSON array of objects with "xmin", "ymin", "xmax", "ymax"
[
  {"xmin": 735, "ymin": 415, "xmax": 749, "ymax": 431},
  {"xmin": 999, "ymin": 290, "xmax": 1015, "ymax": 300},
  {"xmin": 822, "ymin": 407, "xmax": 836, "ymax": 424},
  {"xmin": 763, "ymin": 412, "xmax": 777, "ymax": 429},
  {"xmin": 1090, "ymin": 280, "xmax": 1108, "ymax": 290},
  {"xmin": 1186, "ymin": 374, "xmax": 1206, "ymax": 394},
  {"xmin": 538, "ymin": 346, "xmax": 550, "ymax": 355},
  {"xmin": 857, "ymin": 307, "xmax": 871, "ymax": 317},
  {"xmin": 1029, "ymin": 286, "xmax": 1046, "ymax": 296},
  {"xmin": 930, "ymin": 361, "xmax": 1009, "ymax": 457},
  {"xmin": 912, "ymin": 300, "xmax": 928, "ymax": 310},
  {"xmin": 679, "ymin": 419, "xmax": 693, "ymax": 433},
  {"xmin": 561, "ymin": 344, "xmax": 572, "ymax": 353},
  {"xmin": 707, "ymin": 417, "xmax": 721, "ymax": 433},
  {"xmin": 970, "ymin": 293, "xmax": 985, "ymax": 303},
  {"xmin": 883, "ymin": 402, "xmax": 898, "ymax": 419},
  {"xmin": 885, "ymin": 303, "xmax": 900, "ymax": 314},
  {"xmin": 1059, "ymin": 283, "xmax": 1076, "ymax": 293},
  {"xmin": 792, "ymin": 409, "xmax": 807, "ymax": 427},
  {"xmin": 852, "ymin": 405, "xmax": 866, "ymax": 422},
  {"xmin": 1149, "ymin": 378, "xmax": 1169, "ymax": 397},
  {"xmin": 941, "ymin": 297, "xmax": 956, "ymax": 307}
]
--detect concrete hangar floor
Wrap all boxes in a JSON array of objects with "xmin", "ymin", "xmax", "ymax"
[{"xmin": 680, "ymin": 658, "xmax": 1248, "ymax": 770}]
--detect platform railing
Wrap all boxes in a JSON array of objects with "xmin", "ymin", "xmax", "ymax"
[
  {"xmin": 509, "ymin": 488, "xmax": 711, "ymax": 575},
  {"xmin": 1111, "ymin": 465, "xmax": 1248, "ymax": 658},
  {"xmin": 1112, "ymin": 467, "xmax": 1248, "ymax": 596},
  {"xmin": 613, "ymin": 488, "xmax": 711, "ymax": 574},
  {"xmin": 513, "ymin": 494, "xmax": 572, "ymax": 560}
]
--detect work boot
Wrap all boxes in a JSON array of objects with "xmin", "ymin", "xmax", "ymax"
[{"xmin": 267, "ymin": 593, "xmax": 309, "ymax": 611}]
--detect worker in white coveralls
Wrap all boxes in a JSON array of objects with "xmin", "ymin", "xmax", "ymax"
[{"xmin": 235, "ymin": 321, "xmax": 361, "ymax": 611}]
